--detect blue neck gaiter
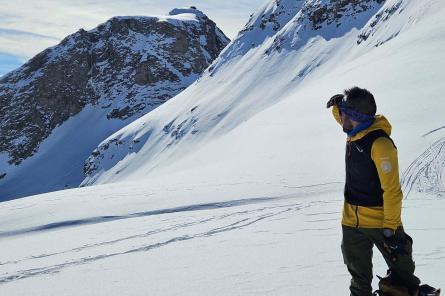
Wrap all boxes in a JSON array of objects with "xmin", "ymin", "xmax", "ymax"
[{"xmin": 346, "ymin": 118, "xmax": 375, "ymax": 137}]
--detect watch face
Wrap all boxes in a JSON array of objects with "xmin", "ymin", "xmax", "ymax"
[{"xmin": 383, "ymin": 229, "xmax": 395, "ymax": 237}]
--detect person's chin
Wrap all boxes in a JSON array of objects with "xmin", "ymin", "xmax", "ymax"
[{"xmin": 343, "ymin": 127, "xmax": 353, "ymax": 133}]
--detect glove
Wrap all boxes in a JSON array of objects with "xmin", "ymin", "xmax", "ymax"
[{"xmin": 326, "ymin": 94, "xmax": 344, "ymax": 108}]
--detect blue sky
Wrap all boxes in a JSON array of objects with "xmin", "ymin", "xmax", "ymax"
[
  {"xmin": 0, "ymin": 0, "xmax": 267, "ymax": 77},
  {"xmin": 0, "ymin": 52, "xmax": 23, "ymax": 76}
]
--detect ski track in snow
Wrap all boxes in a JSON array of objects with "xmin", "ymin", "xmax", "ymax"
[
  {"xmin": 0, "ymin": 196, "xmax": 284, "ymax": 238},
  {"xmin": 0, "ymin": 193, "xmax": 335, "ymax": 285},
  {"xmin": 402, "ymin": 136, "xmax": 445, "ymax": 198}
]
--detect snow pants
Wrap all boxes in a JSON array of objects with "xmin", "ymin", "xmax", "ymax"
[{"xmin": 341, "ymin": 225, "xmax": 421, "ymax": 296}]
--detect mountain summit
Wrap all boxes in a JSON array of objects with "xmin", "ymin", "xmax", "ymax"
[{"xmin": 0, "ymin": 7, "xmax": 229, "ymax": 200}]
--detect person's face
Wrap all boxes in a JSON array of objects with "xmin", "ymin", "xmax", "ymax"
[{"xmin": 340, "ymin": 111, "xmax": 358, "ymax": 133}]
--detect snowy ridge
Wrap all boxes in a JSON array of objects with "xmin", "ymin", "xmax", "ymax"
[
  {"xmin": 211, "ymin": 0, "xmax": 305, "ymax": 66},
  {"xmin": 265, "ymin": 0, "xmax": 385, "ymax": 54}
]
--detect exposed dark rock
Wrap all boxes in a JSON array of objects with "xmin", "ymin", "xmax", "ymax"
[
  {"xmin": 357, "ymin": 0, "xmax": 402, "ymax": 45},
  {"xmin": 303, "ymin": 0, "xmax": 386, "ymax": 30}
]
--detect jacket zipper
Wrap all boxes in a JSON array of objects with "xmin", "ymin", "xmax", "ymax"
[
  {"xmin": 347, "ymin": 138, "xmax": 359, "ymax": 227},
  {"xmin": 355, "ymin": 205, "xmax": 360, "ymax": 228},
  {"xmin": 347, "ymin": 139, "xmax": 351, "ymax": 157}
]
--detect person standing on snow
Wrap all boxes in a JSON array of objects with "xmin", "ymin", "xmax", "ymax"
[{"xmin": 326, "ymin": 87, "xmax": 439, "ymax": 296}]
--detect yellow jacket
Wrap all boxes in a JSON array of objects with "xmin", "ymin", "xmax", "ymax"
[{"xmin": 332, "ymin": 105, "xmax": 403, "ymax": 230}]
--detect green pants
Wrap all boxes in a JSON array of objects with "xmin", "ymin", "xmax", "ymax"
[{"xmin": 341, "ymin": 225, "xmax": 421, "ymax": 296}]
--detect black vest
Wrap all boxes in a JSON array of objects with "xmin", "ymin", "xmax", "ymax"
[{"xmin": 344, "ymin": 129, "xmax": 396, "ymax": 207}]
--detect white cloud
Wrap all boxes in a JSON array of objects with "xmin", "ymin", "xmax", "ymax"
[
  {"xmin": 0, "ymin": 28, "xmax": 60, "ymax": 58},
  {"xmin": 0, "ymin": 0, "xmax": 267, "ymax": 75}
]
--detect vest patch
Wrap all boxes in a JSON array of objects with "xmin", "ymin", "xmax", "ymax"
[{"xmin": 381, "ymin": 160, "xmax": 392, "ymax": 173}]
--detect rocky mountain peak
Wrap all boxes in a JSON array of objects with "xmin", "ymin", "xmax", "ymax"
[
  {"xmin": 0, "ymin": 9, "xmax": 229, "ymax": 198},
  {"xmin": 300, "ymin": 0, "xmax": 386, "ymax": 30},
  {"xmin": 261, "ymin": 0, "xmax": 386, "ymax": 54},
  {"xmin": 209, "ymin": 0, "xmax": 386, "ymax": 74}
]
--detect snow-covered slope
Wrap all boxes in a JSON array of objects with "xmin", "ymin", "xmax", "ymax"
[
  {"xmin": 82, "ymin": 0, "xmax": 445, "ymax": 195},
  {"xmin": 1, "ymin": 0, "xmax": 444, "ymax": 295},
  {"xmin": 0, "ymin": 7, "xmax": 229, "ymax": 200},
  {"xmin": 0, "ymin": 176, "xmax": 443, "ymax": 295}
]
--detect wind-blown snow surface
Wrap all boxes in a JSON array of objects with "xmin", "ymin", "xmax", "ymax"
[{"xmin": 1, "ymin": 0, "xmax": 445, "ymax": 294}]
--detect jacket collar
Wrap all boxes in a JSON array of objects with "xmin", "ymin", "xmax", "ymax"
[{"xmin": 348, "ymin": 115, "xmax": 392, "ymax": 141}]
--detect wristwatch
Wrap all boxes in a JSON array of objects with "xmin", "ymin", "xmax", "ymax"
[{"xmin": 383, "ymin": 228, "xmax": 396, "ymax": 238}]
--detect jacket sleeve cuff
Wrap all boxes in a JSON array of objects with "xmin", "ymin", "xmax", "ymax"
[
  {"xmin": 382, "ymin": 223, "xmax": 398, "ymax": 231},
  {"xmin": 332, "ymin": 105, "xmax": 342, "ymax": 125}
]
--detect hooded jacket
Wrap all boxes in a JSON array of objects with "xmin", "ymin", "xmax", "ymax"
[{"xmin": 332, "ymin": 105, "xmax": 403, "ymax": 230}]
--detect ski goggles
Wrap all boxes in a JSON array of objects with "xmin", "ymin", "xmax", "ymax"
[{"xmin": 338, "ymin": 101, "xmax": 375, "ymax": 122}]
